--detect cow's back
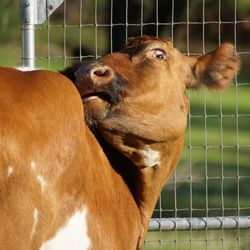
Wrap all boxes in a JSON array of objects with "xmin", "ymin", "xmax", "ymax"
[
  {"xmin": 0, "ymin": 68, "xmax": 85, "ymax": 249},
  {"xmin": 0, "ymin": 67, "xmax": 84, "ymax": 179}
]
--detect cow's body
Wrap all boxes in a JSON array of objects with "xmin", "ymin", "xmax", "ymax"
[
  {"xmin": 0, "ymin": 68, "xmax": 140, "ymax": 249},
  {"xmin": 0, "ymin": 36, "xmax": 239, "ymax": 250}
]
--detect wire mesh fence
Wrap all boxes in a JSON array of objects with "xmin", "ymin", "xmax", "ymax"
[{"xmin": 25, "ymin": 0, "xmax": 250, "ymax": 249}]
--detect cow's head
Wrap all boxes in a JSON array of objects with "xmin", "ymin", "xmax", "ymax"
[
  {"xmin": 64, "ymin": 36, "xmax": 239, "ymax": 169},
  {"xmin": 62, "ymin": 35, "xmax": 240, "ymax": 247}
]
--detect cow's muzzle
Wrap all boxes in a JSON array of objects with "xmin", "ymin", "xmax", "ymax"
[
  {"xmin": 75, "ymin": 62, "xmax": 114, "ymax": 88},
  {"xmin": 74, "ymin": 62, "xmax": 116, "ymax": 104}
]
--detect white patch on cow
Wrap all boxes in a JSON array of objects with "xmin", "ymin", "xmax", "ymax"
[
  {"xmin": 139, "ymin": 145, "xmax": 161, "ymax": 167},
  {"xmin": 29, "ymin": 162, "xmax": 47, "ymax": 192},
  {"xmin": 30, "ymin": 161, "xmax": 37, "ymax": 172},
  {"xmin": 40, "ymin": 208, "xmax": 91, "ymax": 250},
  {"xmin": 7, "ymin": 166, "xmax": 14, "ymax": 177},
  {"xmin": 36, "ymin": 175, "xmax": 47, "ymax": 193},
  {"xmin": 30, "ymin": 208, "xmax": 39, "ymax": 239}
]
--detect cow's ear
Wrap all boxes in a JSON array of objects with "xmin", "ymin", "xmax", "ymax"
[
  {"xmin": 186, "ymin": 43, "xmax": 240, "ymax": 90},
  {"xmin": 60, "ymin": 62, "xmax": 82, "ymax": 83}
]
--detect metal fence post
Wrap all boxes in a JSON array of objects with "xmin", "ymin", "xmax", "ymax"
[
  {"xmin": 20, "ymin": 0, "xmax": 64, "ymax": 69},
  {"xmin": 20, "ymin": 0, "xmax": 36, "ymax": 69}
]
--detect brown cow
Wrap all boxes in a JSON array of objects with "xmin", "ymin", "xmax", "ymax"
[{"xmin": 0, "ymin": 36, "xmax": 239, "ymax": 250}]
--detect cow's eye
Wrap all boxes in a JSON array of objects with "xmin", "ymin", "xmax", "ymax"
[{"xmin": 153, "ymin": 49, "xmax": 167, "ymax": 60}]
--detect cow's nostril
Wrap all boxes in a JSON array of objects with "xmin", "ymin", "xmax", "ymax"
[
  {"xmin": 89, "ymin": 65, "xmax": 114, "ymax": 85},
  {"xmin": 93, "ymin": 68, "xmax": 107, "ymax": 77},
  {"xmin": 91, "ymin": 66, "xmax": 112, "ymax": 79}
]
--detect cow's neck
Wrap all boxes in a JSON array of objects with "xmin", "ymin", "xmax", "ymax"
[
  {"xmin": 91, "ymin": 128, "xmax": 184, "ymax": 248},
  {"xmin": 90, "ymin": 127, "xmax": 140, "ymax": 200},
  {"xmin": 134, "ymin": 137, "xmax": 184, "ymax": 248}
]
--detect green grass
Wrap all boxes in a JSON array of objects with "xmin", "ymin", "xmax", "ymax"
[
  {"xmin": 0, "ymin": 43, "xmax": 22, "ymax": 67},
  {"xmin": 143, "ymin": 230, "xmax": 250, "ymax": 250}
]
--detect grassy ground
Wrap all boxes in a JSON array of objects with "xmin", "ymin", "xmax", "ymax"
[{"xmin": 143, "ymin": 229, "xmax": 250, "ymax": 250}]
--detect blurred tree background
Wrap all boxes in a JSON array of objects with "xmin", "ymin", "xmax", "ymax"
[{"xmin": 0, "ymin": 0, "xmax": 249, "ymax": 69}]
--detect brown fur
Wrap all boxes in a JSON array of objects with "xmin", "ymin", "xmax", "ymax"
[
  {"xmin": 0, "ymin": 36, "xmax": 239, "ymax": 250},
  {"xmin": 0, "ymin": 68, "xmax": 140, "ymax": 250}
]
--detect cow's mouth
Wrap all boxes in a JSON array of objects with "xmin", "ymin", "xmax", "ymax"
[{"xmin": 82, "ymin": 91, "xmax": 113, "ymax": 105}]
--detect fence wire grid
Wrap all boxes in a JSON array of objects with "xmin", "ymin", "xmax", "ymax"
[{"xmin": 28, "ymin": 0, "xmax": 250, "ymax": 249}]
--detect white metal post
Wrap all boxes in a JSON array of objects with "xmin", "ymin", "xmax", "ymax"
[
  {"xmin": 20, "ymin": 0, "xmax": 36, "ymax": 69},
  {"xmin": 20, "ymin": 0, "xmax": 64, "ymax": 69},
  {"xmin": 21, "ymin": 25, "xmax": 35, "ymax": 69}
]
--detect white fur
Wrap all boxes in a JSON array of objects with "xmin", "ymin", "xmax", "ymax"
[
  {"xmin": 30, "ymin": 208, "xmax": 39, "ymax": 238},
  {"xmin": 40, "ymin": 208, "xmax": 91, "ymax": 250},
  {"xmin": 36, "ymin": 175, "xmax": 47, "ymax": 193},
  {"xmin": 29, "ymin": 161, "xmax": 47, "ymax": 192},
  {"xmin": 30, "ymin": 161, "xmax": 37, "ymax": 172},
  {"xmin": 7, "ymin": 166, "xmax": 14, "ymax": 177},
  {"xmin": 139, "ymin": 145, "xmax": 161, "ymax": 167}
]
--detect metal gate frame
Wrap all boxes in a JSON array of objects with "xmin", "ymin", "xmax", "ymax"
[{"xmin": 20, "ymin": 0, "xmax": 63, "ymax": 68}]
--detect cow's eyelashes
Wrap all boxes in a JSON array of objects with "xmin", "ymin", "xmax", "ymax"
[{"xmin": 152, "ymin": 49, "xmax": 167, "ymax": 60}]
